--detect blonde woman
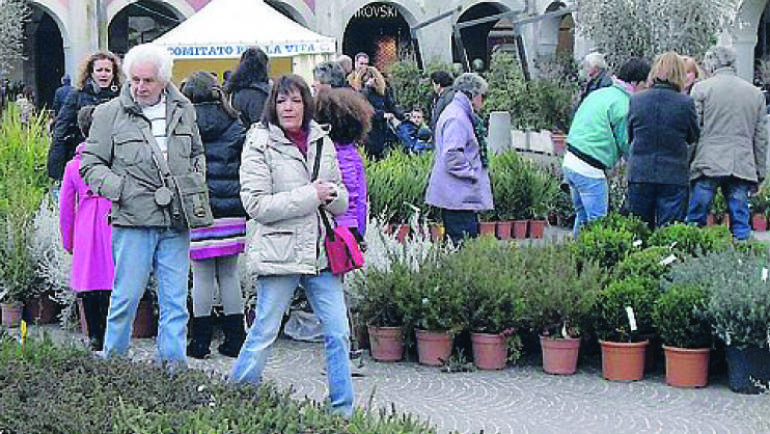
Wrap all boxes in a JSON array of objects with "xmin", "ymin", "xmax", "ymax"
[
  {"xmin": 681, "ymin": 55, "xmax": 704, "ymax": 95},
  {"xmin": 360, "ymin": 66, "xmax": 403, "ymax": 159},
  {"xmin": 626, "ymin": 52, "xmax": 700, "ymax": 229}
]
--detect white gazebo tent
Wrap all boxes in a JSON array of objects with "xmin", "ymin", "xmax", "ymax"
[{"xmin": 154, "ymin": 0, "xmax": 336, "ymax": 84}]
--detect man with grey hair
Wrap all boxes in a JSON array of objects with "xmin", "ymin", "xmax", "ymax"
[
  {"xmin": 575, "ymin": 51, "xmax": 613, "ymax": 110},
  {"xmin": 81, "ymin": 43, "xmax": 208, "ymax": 366},
  {"xmin": 425, "ymin": 72, "xmax": 493, "ymax": 244},
  {"xmin": 686, "ymin": 45, "xmax": 769, "ymax": 240},
  {"xmin": 336, "ymin": 54, "xmax": 353, "ymax": 76},
  {"xmin": 312, "ymin": 60, "xmax": 347, "ymax": 94}
]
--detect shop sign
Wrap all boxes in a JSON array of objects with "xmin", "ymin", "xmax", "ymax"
[{"xmin": 165, "ymin": 40, "xmax": 335, "ymax": 58}]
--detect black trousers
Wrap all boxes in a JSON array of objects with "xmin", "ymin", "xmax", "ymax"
[
  {"xmin": 441, "ymin": 209, "xmax": 479, "ymax": 246},
  {"xmin": 79, "ymin": 290, "xmax": 111, "ymax": 350}
]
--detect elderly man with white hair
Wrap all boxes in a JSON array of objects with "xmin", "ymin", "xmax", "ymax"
[
  {"xmin": 686, "ymin": 45, "xmax": 769, "ymax": 240},
  {"xmin": 575, "ymin": 51, "xmax": 614, "ymax": 110},
  {"xmin": 80, "ymin": 43, "xmax": 208, "ymax": 366}
]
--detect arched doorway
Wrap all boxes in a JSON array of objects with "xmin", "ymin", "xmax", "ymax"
[
  {"xmin": 265, "ymin": 0, "xmax": 302, "ymax": 24},
  {"xmin": 343, "ymin": 2, "xmax": 413, "ymax": 72},
  {"xmin": 454, "ymin": 2, "xmax": 508, "ymax": 72},
  {"xmin": 23, "ymin": 7, "xmax": 64, "ymax": 109},
  {"xmin": 109, "ymin": 0, "xmax": 182, "ymax": 57}
]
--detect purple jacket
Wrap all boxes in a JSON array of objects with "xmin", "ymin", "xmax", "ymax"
[
  {"xmin": 425, "ymin": 92, "xmax": 493, "ymax": 211},
  {"xmin": 334, "ymin": 141, "xmax": 368, "ymax": 235},
  {"xmin": 59, "ymin": 143, "xmax": 114, "ymax": 292}
]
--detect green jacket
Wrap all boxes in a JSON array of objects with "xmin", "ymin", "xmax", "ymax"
[
  {"xmin": 566, "ymin": 83, "xmax": 631, "ymax": 169},
  {"xmin": 80, "ymin": 82, "xmax": 206, "ymax": 228}
]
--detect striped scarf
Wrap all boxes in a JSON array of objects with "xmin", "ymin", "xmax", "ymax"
[{"xmin": 472, "ymin": 113, "xmax": 489, "ymax": 168}]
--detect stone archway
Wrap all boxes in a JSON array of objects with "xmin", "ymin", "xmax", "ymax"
[
  {"xmin": 265, "ymin": 0, "xmax": 315, "ymax": 27},
  {"xmin": 108, "ymin": 0, "xmax": 186, "ymax": 57},
  {"xmin": 454, "ymin": 2, "xmax": 511, "ymax": 71},
  {"xmin": 732, "ymin": 0, "xmax": 769, "ymax": 81},
  {"xmin": 21, "ymin": 5, "xmax": 66, "ymax": 109},
  {"xmin": 342, "ymin": 2, "xmax": 418, "ymax": 72}
]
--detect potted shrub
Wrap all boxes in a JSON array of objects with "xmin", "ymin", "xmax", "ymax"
[
  {"xmin": 0, "ymin": 107, "xmax": 50, "ymax": 327},
  {"xmin": 460, "ymin": 237, "xmax": 525, "ymax": 369},
  {"xmin": 523, "ymin": 244, "xmax": 603, "ymax": 375},
  {"xmin": 696, "ymin": 251, "xmax": 770, "ymax": 393},
  {"xmin": 573, "ymin": 213, "xmax": 650, "ymax": 271},
  {"xmin": 413, "ymin": 252, "xmax": 468, "ymax": 367},
  {"xmin": 652, "ymin": 283, "xmax": 712, "ymax": 388},
  {"xmin": 351, "ymin": 259, "xmax": 417, "ymax": 362},
  {"xmin": 594, "ymin": 276, "xmax": 660, "ymax": 381},
  {"xmin": 489, "ymin": 150, "xmax": 527, "ymax": 238},
  {"xmin": 749, "ymin": 182, "xmax": 769, "ymax": 231},
  {"xmin": 526, "ymin": 169, "xmax": 558, "ymax": 239}
]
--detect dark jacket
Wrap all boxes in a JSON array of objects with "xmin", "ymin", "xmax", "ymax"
[
  {"xmin": 431, "ymin": 88, "xmax": 455, "ymax": 133},
  {"xmin": 362, "ymin": 85, "xmax": 402, "ymax": 159},
  {"xmin": 230, "ymin": 82, "xmax": 270, "ymax": 126},
  {"xmin": 48, "ymin": 78, "xmax": 119, "ymax": 180},
  {"xmin": 53, "ymin": 84, "xmax": 73, "ymax": 116},
  {"xmin": 80, "ymin": 82, "xmax": 206, "ymax": 228},
  {"xmin": 194, "ymin": 102, "xmax": 247, "ymax": 218},
  {"xmin": 627, "ymin": 82, "xmax": 700, "ymax": 186}
]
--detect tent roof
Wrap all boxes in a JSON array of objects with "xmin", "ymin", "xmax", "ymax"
[{"xmin": 154, "ymin": 0, "xmax": 335, "ymax": 58}]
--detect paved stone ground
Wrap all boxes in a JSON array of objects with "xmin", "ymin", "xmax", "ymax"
[{"xmin": 33, "ymin": 324, "xmax": 770, "ymax": 434}]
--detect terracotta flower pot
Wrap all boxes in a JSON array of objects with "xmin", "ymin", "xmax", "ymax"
[
  {"xmin": 415, "ymin": 329, "xmax": 453, "ymax": 366},
  {"xmin": 132, "ymin": 298, "xmax": 158, "ymax": 338},
  {"xmin": 26, "ymin": 294, "xmax": 58, "ymax": 324},
  {"xmin": 495, "ymin": 221, "xmax": 513, "ymax": 240},
  {"xmin": 752, "ymin": 214, "xmax": 767, "ymax": 231},
  {"xmin": 663, "ymin": 346, "xmax": 710, "ymax": 388},
  {"xmin": 1, "ymin": 302, "xmax": 24, "ymax": 328},
  {"xmin": 599, "ymin": 340, "xmax": 648, "ymax": 381},
  {"xmin": 368, "ymin": 325, "xmax": 404, "ymax": 362},
  {"xmin": 706, "ymin": 214, "xmax": 716, "ymax": 226},
  {"xmin": 471, "ymin": 332, "xmax": 507, "ymax": 370},
  {"xmin": 550, "ymin": 131, "xmax": 567, "ymax": 156},
  {"xmin": 528, "ymin": 219, "xmax": 546, "ymax": 239},
  {"xmin": 429, "ymin": 224, "xmax": 444, "ymax": 242},
  {"xmin": 540, "ymin": 335, "xmax": 581, "ymax": 375},
  {"xmin": 512, "ymin": 220, "xmax": 528, "ymax": 239},
  {"xmin": 722, "ymin": 214, "xmax": 730, "ymax": 227},
  {"xmin": 479, "ymin": 221, "xmax": 497, "ymax": 237},
  {"xmin": 395, "ymin": 224, "xmax": 410, "ymax": 243}
]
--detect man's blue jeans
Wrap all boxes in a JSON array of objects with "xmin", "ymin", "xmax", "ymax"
[
  {"xmin": 103, "ymin": 226, "xmax": 190, "ymax": 365},
  {"xmin": 627, "ymin": 182, "xmax": 688, "ymax": 229},
  {"xmin": 441, "ymin": 209, "xmax": 478, "ymax": 246},
  {"xmin": 562, "ymin": 167, "xmax": 608, "ymax": 238},
  {"xmin": 686, "ymin": 176, "xmax": 753, "ymax": 240},
  {"xmin": 230, "ymin": 271, "xmax": 354, "ymax": 418}
]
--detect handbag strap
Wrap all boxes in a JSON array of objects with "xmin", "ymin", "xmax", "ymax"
[{"xmin": 311, "ymin": 138, "xmax": 337, "ymax": 240}]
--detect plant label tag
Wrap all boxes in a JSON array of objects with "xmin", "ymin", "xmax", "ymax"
[
  {"xmin": 626, "ymin": 306, "xmax": 638, "ymax": 331},
  {"xmin": 763, "ymin": 268, "xmax": 768, "ymax": 282},
  {"xmin": 633, "ymin": 239, "xmax": 643, "ymax": 247},
  {"xmin": 659, "ymin": 255, "xmax": 677, "ymax": 266},
  {"xmin": 669, "ymin": 241, "xmax": 677, "ymax": 250}
]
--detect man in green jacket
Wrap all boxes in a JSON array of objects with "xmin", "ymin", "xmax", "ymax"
[
  {"xmin": 562, "ymin": 57, "xmax": 651, "ymax": 238},
  {"xmin": 81, "ymin": 43, "xmax": 207, "ymax": 367}
]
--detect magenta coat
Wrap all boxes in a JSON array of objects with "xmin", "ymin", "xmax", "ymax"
[
  {"xmin": 334, "ymin": 141, "xmax": 368, "ymax": 235},
  {"xmin": 59, "ymin": 143, "xmax": 114, "ymax": 292}
]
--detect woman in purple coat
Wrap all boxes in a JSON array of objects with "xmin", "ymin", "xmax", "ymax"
[
  {"xmin": 314, "ymin": 87, "xmax": 373, "ymax": 239},
  {"xmin": 59, "ymin": 105, "xmax": 114, "ymax": 351}
]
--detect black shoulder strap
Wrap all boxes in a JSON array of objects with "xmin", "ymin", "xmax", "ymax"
[{"xmin": 311, "ymin": 138, "xmax": 323, "ymax": 181}]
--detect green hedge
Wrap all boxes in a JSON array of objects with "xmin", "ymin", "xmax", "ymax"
[{"xmin": 0, "ymin": 333, "xmax": 454, "ymax": 434}]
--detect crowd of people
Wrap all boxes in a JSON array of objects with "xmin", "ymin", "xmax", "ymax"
[
  {"xmin": 564, "ymin": 46, "xmax": 767, "ymax": 241},
  {"xmin": 42, "ymin": 41, "xmax": 769, "ymax": 419}
]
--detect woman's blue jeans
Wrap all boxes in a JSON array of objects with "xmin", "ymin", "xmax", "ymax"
[
  {"xmin": 686, "ymin": 176, "xmax": 753, "ymax": 240},
  {"xmin": 230, "ymin": 271, "xmax": 354, "ymax": 418},
  {"xmin": 103, "ymin": 226, "xmax": 190, "ymax": 366}
]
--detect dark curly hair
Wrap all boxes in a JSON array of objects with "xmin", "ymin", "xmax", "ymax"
[
  {"xmin": 226, "ymin": 46, "xmax": 269, "ymax": 93},
  {"xmin": 314, "ymin": 88, "xmax": 373, "ymax": 143}
]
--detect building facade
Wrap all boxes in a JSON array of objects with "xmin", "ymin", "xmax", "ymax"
[{"xmin": 12, "ymin": 0, "xmax": 770, "ymax": 108}]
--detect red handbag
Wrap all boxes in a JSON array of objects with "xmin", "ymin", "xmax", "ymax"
[{"xmin": 311, "ymin": 138, "xmax": 365, "ymax": 275}]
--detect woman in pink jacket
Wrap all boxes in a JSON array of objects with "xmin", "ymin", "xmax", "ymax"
[{"xmin": 59, "ymin": 105, "xmax": 114, "ymax": 351}]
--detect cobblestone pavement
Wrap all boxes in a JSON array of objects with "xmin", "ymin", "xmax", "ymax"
[{"xmin": 37, "ymin": 325, "xmax": 770, "ymax": 434}]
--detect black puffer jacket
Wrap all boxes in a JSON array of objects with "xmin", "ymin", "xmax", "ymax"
[
  {"xmin": 48, "ymin": 78, "xmax": 119, "ymax": 180},
  {"xmin": 194, "ymin": 102, "xmax": 248, "ymax": 218},
  {"xmin": 230, "ymin": 82, "xmax": 270, "ymax": 126},
  {"xmin": 362, "ymin": 85, "xmax": 403, "ymax": 159}
]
